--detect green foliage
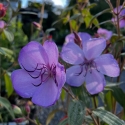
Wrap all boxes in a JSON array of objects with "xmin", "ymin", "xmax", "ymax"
[
  {"xmin": 4, "ymin": 72, "xmax": 13, "ymax": 97},
  {"xmin": 3, "ymin": 29, "xmax": 14, "ymax": 42},
  {"xmin": 68, "ymin": 100, "xmax": 85, "ymax": 125},
  {"xmin": 58, "ymin": 118, "xmax": 68, "ymax": 125},
  {"xmin": 93, "ymin": 108, "xmax": 125, "ymax": 125},
  {"xmin": 0, "ymin": 97, "xmax": 15, "ymax": 119}
]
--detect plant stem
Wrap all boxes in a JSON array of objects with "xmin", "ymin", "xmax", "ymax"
[
  {"xmin": 86, "ymin": 108, "xmax": 98, "ymax": 125},
  {"xmin": 93, "ymin": 96, "xmax": 100, "ymax": 125},
  {"xmin": 63, "ymin": 86, "xmax": 99, "ymax": 125},
  {"xmin": 63, "ymin": 86, "xmax": 76, "ymax": 99}
]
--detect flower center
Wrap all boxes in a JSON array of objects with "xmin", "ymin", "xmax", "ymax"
[
  {"xmin": 22, "ymin": 63, "xmax": 57, "ymax": 87},
  {"xmin": 76, "ymin": 59, "xmax": 98, "ymax": 77}
]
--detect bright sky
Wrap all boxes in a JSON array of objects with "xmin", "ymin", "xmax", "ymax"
[{"xmin": 21, "ymin": 0, "xmax": 66, "ymax": 8}]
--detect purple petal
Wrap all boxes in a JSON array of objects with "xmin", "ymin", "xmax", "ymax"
[
  {"xmin": 94, "ymin": 54, "xmax": 120, "ymax": 77},
  {"xmin": 56, "ymin": 63, "xmax": 66, "ymax": 89},
  {"xmin": 97, "ymin": 28, "xmax": 112, "ymax": 40},
  {"xmin": 65, "ymin": 32, "xmax": 91, "ymax": 45},
  {"xmin": 83, "ymin": 38, "xmax": 106, "ymax": 60},
  {"xmin": 56, "ymin": 63, "xmax": 66, "ymax": 100},
  {"xmin": 85, "ymin": 69, "xmax": 106, "ymax": 95},
  {"xmin": 119, "ymin": 19, "xmax": 125, "ymax": 28},
  {"xmin": 61, "ymin": 42, "xmax": 84, "ymax": 64},
  {"xmin": 78, "ymin": 32, "xmax": 91, "ymax": 47},
  {"xmin": 66, "ymin": 65, "xmax": 85, "ymax": 87},
  {"xmin": 43, "ymin": 40, "xmax": 59, "ymax": 65},
  {"xmin": 32, "ymin": 78, "xmax": 58, "ymax": 107},
  {"xmin": 11, "ymin": 69, "xmax": 39, "ymax": 98},
  {"xmin": 0, "ymin": 20, "xmax": 5, "ymax": 29},
  {"xmin": 18, "ymin": 41, "xmax": 48, "ymax": 71}
]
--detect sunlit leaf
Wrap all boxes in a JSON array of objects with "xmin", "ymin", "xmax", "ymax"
[
  {"xmin": 3, "ymin": 29, "xmax": 14, "ymax": 42},
  {"xmin": 4, "ymin": 72, "xmax": 14, "ymax": 97},
  {"xmin": 61, "ymin": 89, "xmax": 66, "ymax": 101},
  {"xmin": 70, "ymin": 13, "xmax": 81, "ymax": 20},
  {"xmin": 46, "ymin": 109, "xmax": 60, "ymax": 125}
]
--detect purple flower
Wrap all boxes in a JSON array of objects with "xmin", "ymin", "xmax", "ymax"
[
  {"xmin": 11, "ymin": 41, "xmax": 66, "ymax": 107},
  {"xmin": 112, "ymin": 6, "xmax": 125, "ymax": 28},
  {"xmin": 97, "ymin": 28, "xmax": 112, "ymax": 40},
  {"xmin": 61, "ymin": 34, "xmax": 120, "ymax": 94}
]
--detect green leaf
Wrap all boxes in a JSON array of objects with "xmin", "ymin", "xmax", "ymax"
[
  {"xmin": 87, "ymin": 3, "xmax": 97, "ymax": 9},
  {"xmin": 89, "ymin": 8, "xmax": 111, "ymax": 26},
  {"xmin": 0, "ymin": 97, "xmax": 15, "ymax": 119},
  {"xmin": 70, "ymin": 20, "xmax": 78, "ymax": 31},
  {"xmin": 70, "ymin": 13, "xmax": 81, "ymax": 20},
  {"xmin": 71, "ymin": 85, "xmax": 91, "ymax": 107},
  {"xmin": 93, "ymin": 108, "xmax": 125, "ymax": 125},
  {"xmin": 58, "ymin": 118, "xmax": 68, "ymax": 125},
  {"xmin": 0, "ymin": 47, "xmax": 14, "ymax": 62},
  {"xmin": 68, "ymin": 100, "xmax": 85, "ymax": 125},
  {"xmin": 46, "ymin": 109, "xmax": 60, "ymax": 125},
  {"xmin": 111, "ymin": 87, "xmax": 125, "ymax": 110},
  {"xmin": 52, "ymin": 19, "xmax": 64, "ymax": 26},
  {"xmin": 104, "ymin": 91, "xmax": 113, "ymax": 111},
  {"xmin": 63, "ymin": 5, "xmax": 76, "ymax": 12},
  {"xmin": 60, "ymin": 89, "xmax": 66, "ymax": 101},
  {"xmin": 45, "ymin": 28, "xmax": 55, "ymax": 34},
  {"xmin": 4, "ymin": 72, "xmax": 14, "ymax": 97},
  {"xmin": 0, "ymin": 47, "xmax": 5, "ymax": 55},
  {"xmin": 3, "ymin": 29, "xmax": 14, "ymax": 42}
]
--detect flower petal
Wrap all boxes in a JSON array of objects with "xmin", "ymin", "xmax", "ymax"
[
  {"xmin": 119, "ymin": 20, "xmax": 125, "ymax": 28},
  {"xmin": 43, "ymin": 40, "xmax": 59, "ymax": 65},
  {"xmin": 32, "ymin": 78, "xmax": 58, "ymax": 107},
  {"xmin": 11, "ymin": 69, "xmax": 39, "ymax": 98},
  {"xmin": 56, "ymin": 63, "xmax": 66, "ymax": 100},
  {"xmin": 94, "ymin": 54, "xmax": 120, "ymax": 77},
  {"xmin": 66, "ymin": 65, "xmax": 85, "ymax": 87},
  {"xmin": 83, "ymin": 38, "xmax": 106, "ymax": 60},
  {"xmin": 65, "ymin": 32, "xmax": 91, "ymax": 45},
  {"xmin": 78, "ymin": 32, "xmax": 91, "ymax": 47},
  {"xmin": 85, "ymin": 69, "xmax": 106, "ymax": 95},
  {"xmin": 18, "ymin": 41, "xmax": 48, "ymax": 71},
  {"xmin": 61, "ymin": 42, "xmax": 84, "ymax": 64}
]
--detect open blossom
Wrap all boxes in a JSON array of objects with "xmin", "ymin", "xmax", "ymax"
[
  {"xmin": 11, "ymin": 41, "xmax": 66, "ymax": 107},
  {"xmin": 112, "ymin": 6, "xmax": 125, "ymax": 28},
  {"xmin": 61, "ymin": 33, "xmax": 120, "ymax": 94},
  {"xmin": 97, "ymin": 28, "xmax": 112, "ymax": 40}
]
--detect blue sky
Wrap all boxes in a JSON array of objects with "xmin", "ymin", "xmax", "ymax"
[{"xmin": 21, "ymin": 0, "xmax": 66, "ymax": 8}]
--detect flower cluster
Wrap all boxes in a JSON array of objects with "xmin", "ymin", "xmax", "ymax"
[{"xmin": 11, "ymin": 32, "xmax": 120, "ymax": 106}]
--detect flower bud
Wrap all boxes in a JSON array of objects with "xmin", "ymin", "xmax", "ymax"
[
  {"xmin": 0, "ymin": 3, "xmax": 7, "ymax": 18},
  {"xmin": 14, "ymin": 117, "xmax": 26, "ymax": 123},
  {"xmin": 12, "ymin": 105, "xmax": 22, "ymax": 115},
  {"xmin": 25, "ymin": 103, "xmax": 30, "ymax": 114},
  {"xmin": 33, "ymin": 22, "xmax": 41, "ymax": 30},
  {"xmin": 73, "ymin": 32, "xmax": 83, "ymax": 48}
]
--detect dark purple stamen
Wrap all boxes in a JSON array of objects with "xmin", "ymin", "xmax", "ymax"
[
  {"xmin": 75, "ymin": 59, "xmax": 99, "ymax": 77},
  {"xmin": 22, "ymin": 63, "xmax": 58, "ymax": 87}
]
